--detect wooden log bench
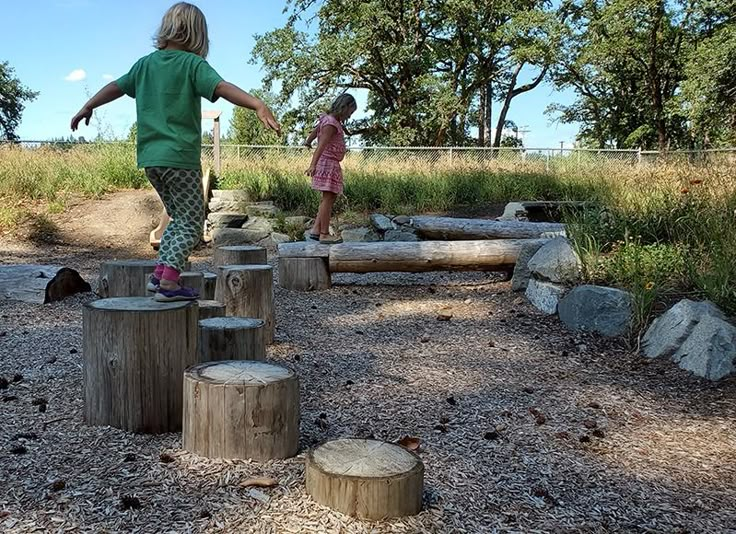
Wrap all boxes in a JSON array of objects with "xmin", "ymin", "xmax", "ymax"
[{"xmin": 277, "ymin": 238, "xmax": 548, "ymax": 291}]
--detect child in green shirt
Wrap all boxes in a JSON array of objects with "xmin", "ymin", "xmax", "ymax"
[{"xmin": 71, "ymin": 2, "xmax": 280, "ymax": 301}]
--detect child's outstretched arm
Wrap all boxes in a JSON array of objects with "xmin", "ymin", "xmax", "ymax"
[
  {"xmin": 70, "ymin": 82, "xmax": 124, "ymax": 130},
  {"xmin": 303, "ymin": 127, "xmax": 318, "ymax": 148},
  {"xmin": 214, "ymin": 82, "xmax": 281, "ymax": 135}
]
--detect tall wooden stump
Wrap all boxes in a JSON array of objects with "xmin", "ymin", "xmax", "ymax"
[
  {"xmin": 180, "ymin": 271, "xmax": 204, "ymax": 294},
  {"xmin": 198, "ymin": 300, "xmax": 226, "ymax": 321},
  {"xmin": 83, "ymin": 297, "xmax": 198, "ymax": 433},
  {"xmin": 202, "ymin": 272, "xmax": 217, "ymax": 300},
  {"xmin": 214, "ymin": 245, "xmax": 267, "ymax": 267},
  {"xmin": 183, "ymin": 360, "xmax": 299, "ymax": 460},
  {"xmin": 279, "ymin": 257, "xmax": 331, "ymax": 291},
  {"xmin": 215, "ymin": 265, "xmax": 274, "ymax": 343},
  {"xmin": 199, "ymin": 317, "xmax": 266, "ymax": 361},
  {"xmin": 98, "ymin": 260, "xmax": 190, "ymax": 297},
  {"xmin": 306, "ymin": 439, "xmax": 424, "ymax": 520}
]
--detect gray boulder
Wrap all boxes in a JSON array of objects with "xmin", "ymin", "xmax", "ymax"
[
  {"xmin": 384, "ymin": 228, "xmax": 420, "ymax": 242},
  {"xmin": 208, "ymin": 199, "xmax": 246, "ymax": 213},
  {"xmin": 558, "ymin": 285, "xmax": 634, "ymax": 337},
  {"xmin": 370, "ymin": 214, "xmax": 396, "ymax": 232},
  {"xmin": 525, "ymin": 278, "xmax": 567, "ymax": 315},
  {"xmin": 341, "ymin": 227, "xmax": 380, "ymax": 242},
  {"xmin": 673, "ymin": 315, "xmax": 736, "ymax": 381},
  {"xmin": 246, "ymin": 202, "xmax": 279, "ymax": 218},
  {"xmin": 207, "ymin": 212, "xmax": 248, "ymax": 229},
  {"xmin": 499, "ymin": 202, "xmax": 528, "ymax": 221},
  {"xmin": 527, "ymin": 237, "xmax": 581, "ymax": 284},
  {"xmin": 213, "ymin": 228, "xmax": 270, "ymax": 247},
  {"xmin": 642, "ymin": 299, "xmax": 725, "ymax": 359},
  {"xmin": 211, "ymin": 189, "xmax": 250, "ymax": 201},
  {"xmin": 392, "ymin": 215, "xmax": 412, "ymax": 226},
  {"xmin": 511, "ymin": 240, "xmax": 547, "ymax": 292},
  {"xmin": 270, "ymin": 232, "xmax": 293, "ymax": 245},
  {"xmin": 241, "ymin": 216, "xmax": 273, "ymax": 240}
]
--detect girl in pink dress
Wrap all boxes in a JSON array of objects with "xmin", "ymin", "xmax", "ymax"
[{"xmin": 305, "ymin": 94, "xmax": 357, "ymax": 244}]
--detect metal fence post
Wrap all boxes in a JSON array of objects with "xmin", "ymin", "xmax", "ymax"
[{"xmin": 546, "ymin": 150, "xmax": 550, "ymax": 172}]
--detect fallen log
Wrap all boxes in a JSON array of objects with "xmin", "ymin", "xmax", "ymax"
[
  {"xmin": 408, "ymin": 216, "xmax": 564, "ymax": 240},
  {"xmin": 328, "ymin": 239, "xmax": 547, "ymax": 273}
]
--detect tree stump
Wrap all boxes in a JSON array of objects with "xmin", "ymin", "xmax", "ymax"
[
  {"xmin": 214, "ymin": 245, "xmax": 267, "ymax": 267},
  {"xmin": 83, "ymin": 297, "xmax": 198, "ymax": 433},
  {"xmin": 279, "ymin": 257, "xmax": 331, "ymax": 291},
  {"xmin": 179, "ymin": 271, "xmax": 204, "ymax": 294},
  {"xmin": 97, "ymin": 260, "xmax": 190, "ymax": 297},
  {"xmin": 215, "ymin": 265, "xmax": 274, "ymax": 343},
  {"xmin": 182, "ymin": 360, "xmax": 299, "ymax": 460},
  {"xmin": 202, "ymin": 272, "xmax": 217, "ymax": 300},
  {"xmin": 199, "ymin": 317, "xmax": 266, "ymax": 361},
  {"xmin": 198, "ymin": 300, "xmax": 226, "ymax": 321},
  {"xmin": 306, "ymin": 439, "xmax": 424, "ymax": 520}
]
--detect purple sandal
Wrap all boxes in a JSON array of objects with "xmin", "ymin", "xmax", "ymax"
[{"xmin": 154, "ymin": 285, "xmax": 199, "ymax": 302}]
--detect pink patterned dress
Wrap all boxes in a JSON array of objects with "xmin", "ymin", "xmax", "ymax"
[{"xmin": 312, "ymin": 114, "xmax": 346, "ymax": 195}]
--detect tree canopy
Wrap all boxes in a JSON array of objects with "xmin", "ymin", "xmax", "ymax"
[{"xmin": 0, "ymin": 61, "xmax": 38, "ymax": 141}]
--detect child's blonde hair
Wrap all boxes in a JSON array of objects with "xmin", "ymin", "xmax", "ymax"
[
  {"xmin": 155, "ymin": 2, "xmax": 210, "ymax": 58},
  {"xmin": 330, "ymin": 94, "xmax": 357, "ymax": 119}
]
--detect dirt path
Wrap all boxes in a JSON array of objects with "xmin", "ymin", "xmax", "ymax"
[{"xmin": 1, "ymin": 193, "xmax": 735, "ymax": 533}]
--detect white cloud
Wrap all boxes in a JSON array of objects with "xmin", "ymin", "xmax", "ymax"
[
  {"xmin": 102, "ymin": 74, "xmax": 114, "ymax": 81},
  {"xmin": 64, "ymin": 69, "xmax": 87, "ymax": 82}
]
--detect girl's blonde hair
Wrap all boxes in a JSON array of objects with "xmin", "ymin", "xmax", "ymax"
[
  {"xmin": 330, "ymin": 94, "xmax": 357, "ymax": 118},
  {"xmin": 155, "ymin": 2, "xmax": 210, "ymax": 58}
]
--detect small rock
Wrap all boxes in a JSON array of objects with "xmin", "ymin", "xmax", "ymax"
[
  {"xmin": 370, "ymin": 213, "xmax": 395, "ymax": 232},
  {"xmin": 529, "ymin": 408, "xmax": 547, "ymax": 425},
  {"xmin": 341, "ymin": 227, "xmax": 380, "ymax": 242},
  {"xmin": 511, "ymin": 240, "xmax": 547, "ymax": 292},
  {"xmin": 50, "ymin": 480, "xmax": 66, "ymax": 492},
  {"xmin": 248, "ymin": 488, "xmax": 270, "ymax": 503},
  {"xmin": 10, "ymin": 444, "xmax": 27, "ymax": 455},
  {"xmin": 392, "ymin": 215, "xmax": 411, "ymax": 226},
  {"xmin": 212, "ymin": 228, "xmax": 270, "ymax": 247},
  {"xmin": 246, "ymin": 202, "xmax": 279, "ymax": 218},
  {"xmin": 159, "ymin": 452, "xmax": 175, "ymax": 463},
  {"xmin": 270, "ymin": 232, "xmax": 293, "ymax": 244},
  {"xmin": 199, "ymin": 510, "xmax": 212, "ymax": 519},
  {"xmin": 383, "ymin": 228, "xmax": 420, "ymax": 242},
  {"xmin": 420, "ymin": 334, "xmax": 431, "ymax": 343},
  {"xmin": 44, "ymin": 267, "xmax": 92, "ymax": 303},
  {"xmin": 207, "ymin": 212, "xmax": 248, "ymax": 229},
  {"xmin": 579, "ymin": 435, "xmax": 591, "ymax": 443},
  {"xmin": 434, "ymin": 424, "xmax": 448, "ymax": 433},
  {"xmin": 45, "ymin": 356, "xmax": 57, "ymax": 364},
  {"xmin": 592, "ymin": 429, "xmax": 606, "ymax": 438},
  {"xmin": 583, "ymin": 419, "xmax": 598, "ymax": 429},
  {"xmin": 70, "ymin": 349, "xmax": 78, "ymax": 354},
  {"xmin": 527, "ymin": 237, "xmax": 581, "ymax": 284},
  {"xmin": 2, "ymin": 395, "xmax": 18, "ymax": 402},
  {"xmin": 38, "ymin": 404, "xmax": 47, "ymax": 413},
  {"xmin": 525, "ymin": 278, "xmax": 567, "ymax": 315},
  {"xmin": 124, "ymin": 453, "xmax": 137, "ymax": 462},
  {"xmin": 587, "ymin": 402, "xmax": 602, "ymax": 410},
  {"xmin": 0, "ymin": 377, "xmax": 8, "ymax": 390},
  {"xmin": 522, "ymin": 387, "xmax": 534, "ymax": 394},
  {"xmin": 120, "ymin": 495, "xmax": 141, "ymax": 510},
  {"xmin": 12, "ymin": 374, "xmax": 22, "ymax": 383},
  {"xmin": 558, "ymin": 285, "xmax": 634, "ymax": 337},
  {"xmin": 31, "ymin": 398, "xmax": 47, "ymax": 406},
  {"xmin": 436, "ymin": 309, "xmax": 453, "ymax": 321},
  {"xmin": 446, "ymin": 396, "xmax": 457, "ymax": 406},
  {"xmin": 484, "ymin": 430, "xmax": 500, "ymax": 440}
]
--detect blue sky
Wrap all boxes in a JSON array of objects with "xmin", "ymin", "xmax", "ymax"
[{"xmin": 1, "ymin": 0, "xmax": 580, "ymax": 148}]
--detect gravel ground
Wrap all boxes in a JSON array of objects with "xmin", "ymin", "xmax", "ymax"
[{"xmin": 1, "ymin": 240, "xmax": 736, "ymax": 534}]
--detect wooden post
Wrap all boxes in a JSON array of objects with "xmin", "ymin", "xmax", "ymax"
[
  {"xmin": 198, "ymin": 317, "xmax": 266, "ymax": 361},
  {"xmin": 215, "ymin": 265, "xmax": 274, "ymax": 343},
  {"xmin": 83, "ymin": 298, "xmax": 198, "ymax": 433},
  {"xmin": 182, "ymin": 360, "xmax": 299, "ymax": 460},
  {"xmin": 198, "ymin": 300, "xmax": 226, "ymax": 321},
  {"xmin": 278, "ymin": 257, "xmax": 331, "ymax": 291},
  {"xmin": 179, "ymin": 271, "xmax": 204, "ymax": 294},
  {"xmin": 202, "ymin": 272, "xmax": 217, "ymax": 300},
  {"xmin": 306, "ymin": 439, "xmax": 424, "ymax": 520},
  {"xmin": 98, "ymin": 260, "xmax": 157, "ymax": 298},
  {"xmin": 214, "ymin": 245, "xmax": 267, "ymax": 268}
]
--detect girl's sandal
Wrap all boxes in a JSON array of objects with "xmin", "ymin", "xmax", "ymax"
[
  {"xmin": 319, "ymin": 235, "xmax": 343, "ymax": 245},
  {"xmin": 307, "ymin": 233, "xmax": 320, "ymax": 241}
]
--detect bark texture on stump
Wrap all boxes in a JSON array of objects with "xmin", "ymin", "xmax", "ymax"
[
  {"xmin": 182, "ymin": 360, "xmax": 299, "ymax": 460},
  {"xmin": 278, "ymin": 257, "xmax": 331, "ymax": 291},
  {"xmin": 198, "ymin": 317, "xmax": 266, "ymax": 361},
  {"xmin": 214, "ymin": 265, "xmax": 274, "ymax": 343},
  {"xmin": 202, "ymin": 272, "xmax": 217, "ymax": 300},
  {"xmin": 214, "ymin": 245, "xmax": 267, "ymax": 267},
  {"xmin": 306, "ymin": 439, "xmax": 424, "ymax": 520},
  {"xmin": 197, "ymin": 300, "xmax": 226, "ymax": 321},
  {"xmin": 97, "ymin": 260, "xmax": 190, "ymax": 297},
  {"xmin": 83, "ymin": 297, "xmax": 198, "ymax": 433}
]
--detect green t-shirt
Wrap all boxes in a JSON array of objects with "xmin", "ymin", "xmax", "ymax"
[{"xmin": 116, "ymin": 50, "xmax": 223, "ymax": 170}]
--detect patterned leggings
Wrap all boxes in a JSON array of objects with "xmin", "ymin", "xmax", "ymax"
[{"xmin": 146, "ymin": 167, "xmax": 204, "ymax": 276}]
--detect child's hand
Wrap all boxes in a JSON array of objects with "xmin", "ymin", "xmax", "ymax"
[
  {"xmin": 70, "ymin": 106, "xmax": 93, "ymax": 131},
  {"xmin": 256, "ymin": 105, "xmax": 281, "ymax": 136},
  {"xmin": 303, "ymin": 141, "xmax": 313, "ymax": 149},
  {"xmin": 305, "ymin": 164, "xmax": 316, "ymax": 177}
]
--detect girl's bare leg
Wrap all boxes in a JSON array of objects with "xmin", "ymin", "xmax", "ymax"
[{"xmin": 319, "ymin": 192, "xmax": 337, "ymax": 236}]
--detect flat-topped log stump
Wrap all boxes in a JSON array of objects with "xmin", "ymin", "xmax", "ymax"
[
  {"xmin": 214, "ymin": 245, "xmax": 267, "ymax": 267},
  {"xmin": 182, "ymin": 360, "xmax": 299, "ymax": 460},
  {"xmin": 408, "ymin": 216, "xmax": 565, "ymax": 240},
  {"xmin": 98, "ymin": 260, "xmax": 190, "ymax": 297},
  {"xmin": 279, "ymin": 257, "xmax": 331, "ymax": 291},
  {"xmin": 180, "ymin": 271, "xmax": 204, "ymax": 295},
  {"xmin": 198, "ymin": 317, "xmax": 266, "ymax": 361},
  {"xmin": 306, "ymin": 438, "xmax": 424, "ymax": 520},
  {"xmin": 202, "ymin": 272, "xmax": 217, "ymax": 300},
  {"xmin": 215, "ymin": 265, "xmax": 274, "ymax": 343},
  {"xmin": 83, "ymin": 297, "xmax": 198, "ymax": 433},
  {"xmin": 197, "ymin": 300, "xmax": 226, "ymax": 321}
]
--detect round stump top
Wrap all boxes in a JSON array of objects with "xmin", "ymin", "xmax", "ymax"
[
  {"xmin": 199, "ymin": 317, "xmax": 264, "ymax": 329},
  {"xmin": 86, "ymin": 297, "xmax": 194, "ymax": 312},
  {"xmin": 203, "ymin": 272, "xmax": 217, "ymax": 279},
  {"xmin": 187, "ymin": 360, "xmax": 293, "ymax": 385},
  {"xmin": 310, "ymin": 439, "xmax": 422, "ymax": 479},
  {"xmin": 220, "ymin": 264, "xmax": 272, "ymax": 272},
  {"xmin": 217, "ymin": 245, "xmax": 266, "ymax": 252},
  {"xmin": 198, "ymin": 300, "xmax": 224, "ymax": 308}
]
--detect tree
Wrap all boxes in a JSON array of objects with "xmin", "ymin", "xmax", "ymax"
[
  {"xmin": 227, "ymin": 90, "xmax": 286, "ymax": 144},
  {"xmin": 0, "ymin": 61, "xmax": 38, "ymax": 141},
  {"xmin": 127, "ymin": 122, "xmax": 137, "ymax": 142}
]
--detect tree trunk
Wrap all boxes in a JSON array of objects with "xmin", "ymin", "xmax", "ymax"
[
  {"xmin": 278, "ymin": 257, "xmax": 331, "ymax": 291},
  {"xmin": 183, "ymin": 360, "xmax": 299, "ymax": 460},
  {"xmin": 409, "ymin": 216, "xmax": 564, "ymax": 239},
  {"xmin": 83, "ymin": 297, "xmax": 198, "ymax": 433},
  {"xmin": 493, "ymin": 64, "xmax": 547, "ymax": 148},
  {"xmin": 306, "ymin": 438, "xmax": 424, "ymax": 520},
  {"xmin": 198, "ymin": 317, "xmax": 266, "ymax": 362},
  {"xmin": 215, "ymin": 265, "xmax": 274, "ymax": 343}
]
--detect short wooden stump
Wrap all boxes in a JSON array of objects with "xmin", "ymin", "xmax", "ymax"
[
  {"xmin": 306, "ymin": 439, "xmax": 424, "ymax": 520},
  {"xmin": 198, "ymin": 317, "xmax": 266, "ymax": 361},
  {"xmin": 279, "ymin": 257, "xmax": 331, "ymax": 291},
  {"xmin": 215, "ymin": 265, "xmax": 274, "ymax": 343},
  {"xmin": 202, "ymin": 272, "xmax": 217, "ymax": 300},
  {"xmin": 83, "ymin": 297, "xmax": 198, "ymax": 433},
  {"xmin": 214, "ymin": 245, "xmax": 267, "ymax": 267},
  {"xmin": 183, "ymin": 360, "xmax": 299, "ymax": 460},
  {"xmin": 197, "ymin": 300, "xmax": 226, "ymax": 321}
]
